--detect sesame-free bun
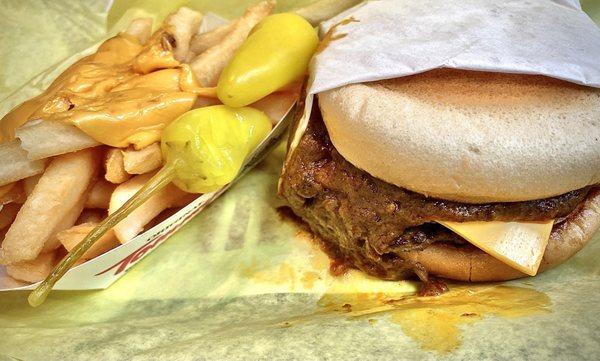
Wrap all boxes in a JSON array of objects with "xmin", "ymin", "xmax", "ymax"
[
  {"xmin": 318, "ymin": 69, "xmax": 600, "ymax": 203},
  {"xmin": 403, "ymin": 188, "xmax": 600, "ymax": 281}
]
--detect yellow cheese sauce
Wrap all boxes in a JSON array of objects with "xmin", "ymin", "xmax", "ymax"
[{"xmin": 0, "ymin": 27, "xmax": 208, "ymax": 148}]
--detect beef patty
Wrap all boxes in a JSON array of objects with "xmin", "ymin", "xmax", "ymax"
[{"xmin": 278, "ymin": 105, "xmax": 592, "ymax": 281}]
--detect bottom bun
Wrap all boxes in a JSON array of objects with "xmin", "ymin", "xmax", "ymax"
[{"xmin": 404, "ymin": 188, "xmax": 600, "ymax": 282}]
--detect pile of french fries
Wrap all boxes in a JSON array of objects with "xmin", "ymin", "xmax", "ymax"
[{"xmin": 0, "ymin": 0, "xmax": 298, "ymax": 284}]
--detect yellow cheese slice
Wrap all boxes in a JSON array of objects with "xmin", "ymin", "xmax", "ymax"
[{"xmin": 438, "ymin": 220, "xmax": 554, "ymax": 276}]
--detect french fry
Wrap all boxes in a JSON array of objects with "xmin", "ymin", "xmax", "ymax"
[
  {"xmin": 172, "ymin": 193, "xmax": 198, "ymax": 207},
  {"xmin": 0, "ymin": 183, "xmax": 15, "ymax": 199},
  {"xmin": 85, "ymin": 179, "xmax": 115, "ymax": 209},
  {"xmin": 189, "ymin": 20, "xmax": 238, "ymax": 56},
  {"xmin": 57, "ymin": 223, "xmax": 120, "ymax": 259},
  {"xmin": 190, "ymin": 0, "xmax": 275, "ymax": 86},
  {"xmin": 42, "ymin": 188, "xmax": 91, "ymax": 253},
  {"xmin": 277, "ymin": 79, "xmax": 304, "ymax": 93},
  {"xmin": 0, "ymin": 140, "xmax": 46, "ymax": 186},
  {"xmin": 143, "ymin": 208, "xmax": 181, "ymax": 230},
  {"xmin": 104, "ymin": 148, "xmax": 131, "ymax": 184},
  {"xmin": 0, "ymin": 203, "xmax": 21, "ymax": 230},
  {"xmin": 110, "ymin": 172, "xmax": 189, "ymax": 243},
  {"xmin": 0, "ymin": 149, "xmax": 99, "ymax": 264},
  {"xmin": 2, "ymin": 274, "xmax": 27, "ymax": 288},
  {"xmin": 77, "ymin": 209, "xmax": 106, "ymax": 224},
  {"xmin": 194, "ymin": 96, "xmax": 222, "ymax": 108},
  {"xmin": 128, "ymin": 193, "xmax": 196, "ymax": 236},
  {"xmin": 23, "ymin": 174, "xmax": 41, "ymax": 197},
  {"xmin": 0, "ymin": 182, "xmax": 24, "ymax": 206},
  {"xmin": 166, "ymin": 7, "xmax": 203, "ymax": 62},
  {"xmin": 124, "ymin": 17, "xmax": 153, "ymax": 44},
  {"xmin": 251, "ymin": 91, "xmax": 299, "ymax": 126},
  {"xmin": 122, "ymin": 143, "xmax": 163, "ymax": 175},
  {"xmin": 5, "ymin": 251, "xmax": 58, "ymax": 283},
  {"xmin": 15, "ymin": 120, "xmax": 100, "ymax": 160},
  {"xmin": 18, "ymin": 170, "xmax": 93, "ymax": 254}
]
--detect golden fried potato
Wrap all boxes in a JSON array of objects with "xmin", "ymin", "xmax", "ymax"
[
  {"xmin": 0, "ymin": 149, "xmax": 99, "ymax": 264},
  {"xmin": 190, "ymin": 0, "xmax": 275, "ymax": 86},
  {"xmin": 5, "ymin": 251, "xmax": 58, "ymax": 283},
  {"xmin": 122, "ymin": 143, "xmax": 163, "ymax": 175},
  {"xmin": 85, "ymin": 179, "xmax": 116, "ymax": 209},
  {"xmin": 57, "ymin": 223, "xmax": 120, "ymax": 259},
  {"xmin": 110, "ymin": 173, "xmax": 189, "ymax": 243},
  {"xmin": 104, "ymin": 148, "xmax": 131, "ymax": 184}
]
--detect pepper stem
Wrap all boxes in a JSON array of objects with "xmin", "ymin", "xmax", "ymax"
[{"xmin": 28, "ymin": 163, "xmax": 178, "ymax": 307}]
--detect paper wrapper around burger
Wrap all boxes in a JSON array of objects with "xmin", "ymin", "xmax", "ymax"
[{"xmin": 284, "ymin": 0, "xmax": 600, "ymax": 277}]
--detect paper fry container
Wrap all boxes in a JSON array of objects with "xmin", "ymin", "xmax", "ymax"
[
  {"xmin": 0, "ymin": 12, "xmax": 296, "ymax": 291},
  {"xmin": 0, "ymin": 100, "xmax": 295, "ymax": 291},
  {"xmin": 1, "ymin": 193, "xmax": 206, "ymax": 291}
]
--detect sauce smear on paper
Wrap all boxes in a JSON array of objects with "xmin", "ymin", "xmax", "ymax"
[
  {"xmin": 317, "ymin": 285, "xmax": 551, "ymax": 353},
  {"xmin": 274, "ymin": 208, "xmax": 552, "ymax": 354}
]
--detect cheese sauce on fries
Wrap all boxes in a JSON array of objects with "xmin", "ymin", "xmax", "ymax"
[{"xmin": 0, "ymin": 27, "xmax": 214, "ymax": 148}]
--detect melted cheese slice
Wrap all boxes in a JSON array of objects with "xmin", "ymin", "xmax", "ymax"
[{"xmin": 438, "ymin": 220, "xmax": 554, "ymax": 276}]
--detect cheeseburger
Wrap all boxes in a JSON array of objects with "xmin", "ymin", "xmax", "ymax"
[{"xmin": 279, "ymin": 69, "xmax": 600, "ymax": 291}]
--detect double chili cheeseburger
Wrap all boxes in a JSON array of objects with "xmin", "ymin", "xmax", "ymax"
[{"xmin": 279, "ymin": 69, "xmax": 600, "ymax": 286}]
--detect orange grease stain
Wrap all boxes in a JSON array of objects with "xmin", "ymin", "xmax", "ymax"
[
  {"xmin": 301, "ymin": 271, "xmax": 321, "ymax": 289},
  {"xmin": 318, "ymin": 285, "xmax": 551, "ymax": 353},
  {"xmin": 241, "ymin": 262, "xmax": 299, "ymax": 290}
]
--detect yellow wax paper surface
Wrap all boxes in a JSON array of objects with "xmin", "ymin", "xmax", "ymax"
[{"xmin": 1, "ymin": 1, "xmax": 599, "ymax": 360}]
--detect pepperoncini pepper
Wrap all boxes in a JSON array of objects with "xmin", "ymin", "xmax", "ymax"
[{"xmin": 217, "ymin": 13, "xmax": 318, "ymax": 107}]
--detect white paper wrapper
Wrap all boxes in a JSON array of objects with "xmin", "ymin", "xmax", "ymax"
[
  {"xmin": 309, "ymin": 0, "xmax": 600, "ymax": 95},
  {"xmin": 289, "ymin": 0, "xmax": 600, "ymax": 156}
]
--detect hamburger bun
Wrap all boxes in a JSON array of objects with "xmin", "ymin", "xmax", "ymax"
[
  {"xmin": 319, "ymin": 69, "xmax": 600, "ymax": 203},
  {"xmin": 402, "ymin": 188, "xmax": 600, "ymax": 281}
]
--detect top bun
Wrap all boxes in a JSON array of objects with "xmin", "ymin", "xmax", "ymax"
[{"xmin": 318, "ymin": 69, "xmax": 600, "ymax": 203}]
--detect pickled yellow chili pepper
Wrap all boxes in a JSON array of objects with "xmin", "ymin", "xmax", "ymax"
[
  {"xmin": 28, "ymin": 105, "xmax": 271, "ymax": 307},
  {"xmin": 217, "ymin": 13, "xmax": 318, "ymax": 107},
  {"xmin": 162, "ymin": 105, "xmax": 272, "ymax": 193}
]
